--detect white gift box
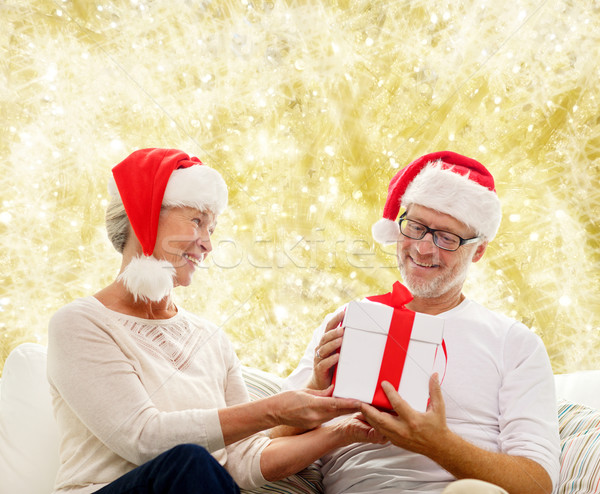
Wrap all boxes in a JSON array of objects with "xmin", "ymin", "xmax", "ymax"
[{"xmin": 333, "ymin": 300, "xmax": 444, "ymax": 412}]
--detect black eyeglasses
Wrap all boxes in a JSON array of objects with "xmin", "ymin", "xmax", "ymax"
[{"xmin": 398, "ymin": 213, "xmax": 480, "ymax": 251}]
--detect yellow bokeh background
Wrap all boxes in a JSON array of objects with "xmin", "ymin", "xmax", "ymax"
[{"xmin": 1, "ymin": 0, "xmax": 599, "ymax": 377}]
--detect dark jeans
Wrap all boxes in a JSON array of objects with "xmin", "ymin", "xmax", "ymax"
[{"xmin": 95, "ymin": 444, "xmax": 240, "ymax": 494}]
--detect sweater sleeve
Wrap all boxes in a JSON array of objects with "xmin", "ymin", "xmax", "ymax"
[
  {"xmin": 497, "ymin": 322, "xmax": 561, "ymax": 490},
  {"xmin": 219, "ymin": 337, "xmax": 271, "ymax": 489},
  {"xmin": 47, "ymin": 303, "xmax": 226, "ymax": 467}
]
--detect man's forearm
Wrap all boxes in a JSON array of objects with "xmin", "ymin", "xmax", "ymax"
[{"xmin": 428, "ymin": 430, "xmax": 552, "ymax": 494}]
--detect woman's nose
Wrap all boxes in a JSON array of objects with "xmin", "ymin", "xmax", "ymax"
[{"xmin": 197, "ymin": 232, "xmax": 213, "ymax": 253}]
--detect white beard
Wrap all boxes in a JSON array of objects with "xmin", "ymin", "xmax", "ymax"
[
  {"xmin": 117, "ymin": 255, "xmax": 176, "ymax": 302},
  {"xmin": 399, "ymin": 255, "xmax": 470, "ymax": 299}
]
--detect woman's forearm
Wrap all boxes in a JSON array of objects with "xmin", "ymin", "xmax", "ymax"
[
  {"xmin": 261, "ymin": 414, "xmax": 385, "ymax": 481},
  {"xmin": 218, "ymin": 390, "xmax": 361, "ymax": 447},
  {"xmin": 259, "ymin": 425, "xmax": 345, "ymax": 481},
  {"xmin": 218, "ymin": 398, "xmax": 277, "ymax": 446}
]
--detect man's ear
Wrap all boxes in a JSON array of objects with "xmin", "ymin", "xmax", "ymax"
[{"xmin": 472, "ymin": 241, "xmax": 488, "ymax": 263}]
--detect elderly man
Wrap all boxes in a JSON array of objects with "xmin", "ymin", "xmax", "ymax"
[{"xmin": 282, "ymin": 151, "xmax": 560, "ymax": 494}]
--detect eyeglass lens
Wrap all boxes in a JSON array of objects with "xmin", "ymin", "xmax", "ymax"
[{"xmin": 400, "ymin": 219, "xmax": 461, "ymax": 251}]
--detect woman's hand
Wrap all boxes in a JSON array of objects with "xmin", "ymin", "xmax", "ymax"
[
  {"xmin": 330, "ymin": 412, "xmax": 389, "ymax": 446},
  {"xmin": 261, "ymin": 412, "xmax": 386, "ymax": 482},
  {"xmin": 307, "ymin": 311, "xmax": 345, "ymax": 390},
  {"xmin": 269, "ymin": 387, "xmax": 361, "ymax": 430}
]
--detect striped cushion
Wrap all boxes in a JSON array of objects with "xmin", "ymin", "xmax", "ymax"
[
  {"xmin": 241, "ymin": 367, "xmax": 323, "ymax": 494},
  {"xmin": 242, "ymin": 366, "xmax": 285, "ymax": 401},
  {"xmin": 558, "ymin": 399, "xmax": 600, "ymax": 494}
]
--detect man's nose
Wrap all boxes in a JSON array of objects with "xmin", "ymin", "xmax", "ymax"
[{"xmin": 416, "ymin": 232, "xmax": 437, "ymax": 254}]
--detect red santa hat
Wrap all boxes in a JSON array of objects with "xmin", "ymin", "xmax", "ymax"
[
  {"xmin": 108, "ymin": 148, "xmax": 228, "ymax": 301},
  {"xmin": 372, "ymin": 151, "xmax": 502, "ymax": 245}
]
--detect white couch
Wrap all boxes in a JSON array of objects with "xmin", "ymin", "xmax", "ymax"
[{"xmin": 1, "ymin": 343, "xmax": 599, "ymax": 494}]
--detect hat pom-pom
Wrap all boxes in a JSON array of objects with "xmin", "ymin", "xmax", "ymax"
[
  {"xmin": 372, "ymin": 218, "xmax": 400, "ymax": 245},
  {"xmin": 118, "ymin": 255, "xmax": 175, "ymax": 302}
]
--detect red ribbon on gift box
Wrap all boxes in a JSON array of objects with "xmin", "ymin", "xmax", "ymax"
[
  {"xmin": 366, "ymin": 282, "xmax": 415, "ymax": 409},
  {"xmin": 332, "ymin": 282, "xmax": 447, "ymax": 410}
]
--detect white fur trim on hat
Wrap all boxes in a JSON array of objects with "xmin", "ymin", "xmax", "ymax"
[
  {"xmin": 372, "ymin": 218, "xmax": 400, "ymax": 245},
  {"xmin": 163, "ymin": 166, "xmax": 228, "ymax": 215},
  {"xmin": 107, "ymin": 165, "xmax": 228, "ymax": 216},
  {"xmin": 117, "ymin": 255, "xmax": 175, "ymax": 302},
  {"xmin": 402, "ymin": 163, "xmax": 502, "ymax": 241}
]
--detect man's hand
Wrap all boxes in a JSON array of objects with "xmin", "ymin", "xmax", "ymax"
[
  {"xmin": 360, "ymin": 374, "xmax": 553, "ymax": 494},
  {"xmin": 360, "ymin": 374, "xmax": 451, "ymax": 456},
  {"xmin": 307, "ymin": 311, "xmax": 345, "ymax": 390}
]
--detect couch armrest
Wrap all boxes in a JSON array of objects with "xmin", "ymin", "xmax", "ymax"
[
  {"xmin": 0, "ymin": 343, "xmax": 60, "ymax": 494},
  {"xmin": 555, "ymin": 370, "xmax": 600, "ymax": 409}
]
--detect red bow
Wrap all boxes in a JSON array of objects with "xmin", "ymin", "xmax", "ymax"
[{"xmin": 366, "ymin": 281, "xmax": 413, "ymax": 308}]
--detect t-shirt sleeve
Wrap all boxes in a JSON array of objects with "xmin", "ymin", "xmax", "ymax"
[
  {"xmin": 281, "ymin": 312, "xmax": 335, "ymax": 391},
  {"xmin": 497, "ymin": 322, "xmax": 561, "ymax": 489},
  {"xmin": 283, "ymin": 306, "xmax": 349, "ymax": 391}
]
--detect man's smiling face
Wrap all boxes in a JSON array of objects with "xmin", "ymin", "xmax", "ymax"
[{"xmin": 396, "ymin": 204, "xmax": 485, "ymax": 299}]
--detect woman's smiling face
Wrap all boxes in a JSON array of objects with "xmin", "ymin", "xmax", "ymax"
[{"xmin": 153, "ymin": 206, "xmax": 216, "ymax": 287}]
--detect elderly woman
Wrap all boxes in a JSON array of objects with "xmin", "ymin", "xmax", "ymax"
[{"xmin": 47, "ymin": 148, "xmax": 382, "ymax": 494}]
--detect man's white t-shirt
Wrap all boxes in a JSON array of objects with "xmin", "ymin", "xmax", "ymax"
[{"xmin": 283, "ymin": 297, "xmax": 560, "ymax": 494}]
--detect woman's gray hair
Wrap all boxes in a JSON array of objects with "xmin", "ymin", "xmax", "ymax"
[
  {"xmin": 106, "ymin": 199, "xmax": 172, "ymax": 253},
  {"xmin": 105, "ymin": 196, "xmax": 130, "ymax": 253}
]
